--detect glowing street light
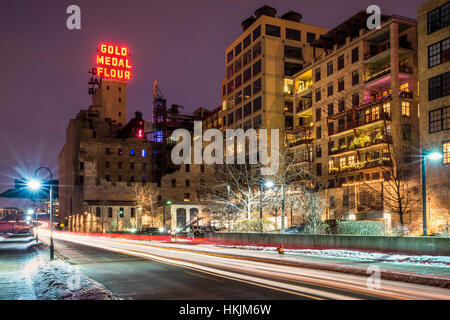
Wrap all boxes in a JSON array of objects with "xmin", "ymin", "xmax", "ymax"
[
  {"xmin": 421, "ymin": 150, "xmax": 444, "ymax": 236},
  {"xmin": 259, "ymin": 179, "xmax": 275, "ymax": 232},
  {"xmin": 27, "ymin": 167, "xmax": 54, "ymax": 259},
  {"xmin": 27, "ymin": 209, "xmax": 34, "ymax": 215},
  {"xmin": 27, "ymin": 179, "xmax": 42, "ymax": 190}
]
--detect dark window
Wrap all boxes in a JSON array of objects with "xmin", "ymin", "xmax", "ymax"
[
  {"xmin": 253, "ymin": 42, "xmax": 262, "ymax": 59},
  {"xmin": 352, "ymin": 93, "xmax": 359, "ymax": 106},
  {"xmin": 253, "ymin": 78, "xmax": 262, "ymax": 94},
  {"xmin": 118, "ymin": 175, "xmax": 122, "ymax": 182},
  {"xmin": 184, "ymin": 193, "xmax": 190, "ymax": 200},
  {"xmin": 201, "ymin": 164, "xmax": 205, "ymax": 173},
  {"xmin": 352, "ymin": 70, "xmax": 359, "ymax": 85},
  {"xmin": 228, "ymin": 112, "xmax": 234, "ymax": 124},
  {"xmin": 253, "ymin": 25, "xmax": 261, "ymax": 41},
  {"xmin": 315, "ymin": 88, "xmax": 321, "ymax": 102},
  {"xmin": 327, "ymin": 103, "xmax": 334, "ymax": 116},
  {"xmin": 79, "ymin": 175, "xmax": 84, "ymax": 184},
  {"xmin": 352, "ymin": 47, "xmax": 359, "ymax": 63},
  {"xmin": 429, "ymin": 106, "xmax": 450, "ymax": 133},
  {"xmin": 96, "ymin": 207, "xmax": 101, "ymax": 217},
  {"xmin": 284, "ymin": 62, "xmax": 303, "ymax": 76},
  {"xmin": 108, "ymin": 207, "xmax": 112, "ymax": 218},
  {"xmin": 130, "ymin": 162, "xmax": 134, "ymax": 169},
  {"xmin": 337, "ymin": 55, "xmax": 344, "ymax": 70},
  {"xmin": 253, "ymin": 114, "xmax": 262, "ymax": 128},
  {"xmin": 306, "ymin": 32, "xmax": 316, "ymax": 43},
  {"xmin": 235, "ymin": 108, "xmax": 243, "ymax": 121},
  {"xmin": 243, "ymin": 50, "xmax": 252, "ymax": 66},
  {"xmin": 118, "ymin": 161, "xmax": 122, "ymax": 168},
  {"xmin": 402, "ymin": 124, "xmax": 412, "ymax": 141},
  {"xmin": 253, "ymin": 60, "xmax": 261, "ymax": 76},
  {"xmin": 92, "ymin": 130, "xmax": 96, "ymax": 138},
  {"xmin": 185, "ymin": 164, "xmax": 190, "ymax": 172},
  {"xmin": 327, "ymin": 82, "xmax": 333, "ymax": 96},
  {"xmin": 316, "ymin": 163, "xmax": 322, "ymax": 176},
  {"xmin": 316, "ymin": 126, "xmax": 322, "ymax": 139},
  {"xmin": 105, "ymin": 147, "xmax": 110, "ymax": 154},
  {"xmin": 343, "ymin": 194, "xmax": 349, "ymax": 206},
  {"xmin": 429, "ymin": 72, "xmax": 450, "ymax": 100},
  {"xmin": 235, "ymin": 58, "xmax": 242, "ymax": 73},
  {"xmin": 327, "ymin": 61, "xmax": 333, "ymax": 76},
  {"xmin": 253, "ymin": 96, "xmax": 262, "ymax": 112},
  {"xmin": 316, "ymin": 145, "xmax": 322, "ymax": 158},
  {"xmin": 286, "ymin": 28, "xmax": 301, "ymax": 41},
  {"xmin": 130, "ymin": 175, "xmax": 135, "ymax": 182},
  {"xmin": 244, "ymin": 102, "xmax": 252, "ymax": 117},
  {"xmin": 235, "ymin": 74, "xmax": 242, "ymax": 88},
  {"xmin": 243, "ymin": 34, "xmax": 252, "ymax": 49},
  {"xmin": 429, "ymin": 38, "xmax": 450, "ymax": 68},
  {"xmin": 131, "ymin": 208, "xmax": 135, "ymax": 218},
  {"xmin": 315, "ymin": 68, "xmax": 321, "ymax": 81},
  {"xmin": 284, "ymin": 46, "xmax": 302, "ymax": 60},
  {"xmin": 223, "ymin": 86, "xmax": 226, "ymax": 96},
  {"xmin": 171, "ymin": 179, "xmax": 176, "ymax": 187},
  {"xmin": 235, "ymin": 43, "xmax": 242, "ymax": 56},
  {"xmin": 244, "ymin": 85, "xmax": 252, "ymax": 100},
  {"xmin": 338, "ymin": 77, "xmax": 344, "ymax": 91},
  {"xmin": 227, "ymin": 80, "xmax": 234, "ymax": 94},
  {"xmin": 428, "ymin": 2, "xmax": 450, "ymax": 34},
  {"xmin": 105, "ymin": 161, "xmax": 110, "ymax": 168},
  {"xmin": 338, "ymin": 99, "xmax": 345, "ymax": 112},
  {"xmin": 118, "ymin": 148, "xmax": 122, "ymax": 155},
  {"xmin": 227, "ymin": 65, "xmax": 234, "ymax": 79},
  {"xmin": 79, "ymin": 162, "xmax": 84, "ymax": 170},
  {"xmin": 235, "ymin": 91, "xmax": 242, "ymax": 105},
  {"xmin": 316, "ymin": 108, "xmax": 321, "ymax": 121},
  {"xmin": 243, "ymin": 67, "xmax": 252, "ymax": 83},
  {"xmin": 227, "ymin": 51, "xmax": 234, "ymax": 63},
  {"xmin": 186, "ymin": 180, "xmax": 190, "ymax": 187},
  {"xmin": 266, "ymin": 24, "xmax": 281, "ymax": 37},
  {"xmin": 285, "ymin": 116, "xmax": 293, "ymax": 129}
]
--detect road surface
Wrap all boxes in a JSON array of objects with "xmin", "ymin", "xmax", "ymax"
[{"xmin": 37, "ymin": 230, "xmax": 450, "ymax": 300}]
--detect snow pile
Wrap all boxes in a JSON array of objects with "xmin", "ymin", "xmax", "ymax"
[
  {"xmin": 218, "ymin": 245, "xmax": 450, "ymax": 267},
  {"xmin": 23, "ymin": 254, "xmax": 120, "ymax": 300}
]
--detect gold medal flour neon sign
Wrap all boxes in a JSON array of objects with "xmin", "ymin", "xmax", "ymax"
[{"xmin": 95, "ymin": 43, "xmax": 132, "ymax": 80}]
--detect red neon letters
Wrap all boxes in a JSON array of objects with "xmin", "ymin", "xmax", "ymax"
[{"xmin": 96, "ymin": 43, "xmax": 132, "ymax": 81}]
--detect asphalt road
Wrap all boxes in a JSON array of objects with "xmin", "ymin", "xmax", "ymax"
[{"xmin": 39, "ymin": 231, "xmax": 450, "ymax": 300}]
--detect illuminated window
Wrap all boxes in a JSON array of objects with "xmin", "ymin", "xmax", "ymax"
[
  {"xmin": 328, "ymin": 160, "xmax": 334, "ymax": 169},
  {"xmin": 382, "ymin": 89, "xmax": 392, "ymax": 97},
  {"xmin": 142, "ymin": 149, "xmax": 147, "ymax": 157},
  {"xmin": 348, "ymin": 156, "xmax": 355, "ymax": 165},
  {"xmin": 444, "ymin": 141, "xmax": 450, "ymax": 164},
  {"xmin": 372, "ymin": 107, "xmax": 380, "ymax": 120},
  {"xmin": 402, "ymin": 102, "xmax": 411, "ymax": 117},
  {"xmin": 383, "ymin": 102, "xmax": 391, "ymax": 117},
  {"xmin": 339, "ymin": 158, "xmax": 346, "ymax": 167},
  {"xmin": 130, "ymin": 149, "xmax": 135, "ymax": 155},
  {"xmin": 400, "ymin": 83, "xmax": 409, "ymax": 92}
]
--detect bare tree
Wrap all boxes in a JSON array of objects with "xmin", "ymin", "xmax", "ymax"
[
  {"xmin": 364, "ymin": 145, "xmax": 418, "ymax": 226},
  {"xmin": 295, "ymin": 185, "xmax": 329, "ymax": 234},
  {"xmin": 133, "ymin": 184, "xmax": 161, "ymax": 229}
]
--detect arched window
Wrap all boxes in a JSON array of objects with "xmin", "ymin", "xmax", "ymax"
[
  {"xmin": 189, "ymin": 208, "xmax": 199, "ymax": 221},
  {"xmin": 176, "ymin": 208, "xmax": 186, "ymax": 228}
]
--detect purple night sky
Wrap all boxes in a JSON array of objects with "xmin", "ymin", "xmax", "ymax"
[{"xmin": 0, "ymin": 0, "xmax": 424, "ymax": 207}]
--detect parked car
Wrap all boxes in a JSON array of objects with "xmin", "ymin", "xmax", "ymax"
[{"xmin": 285, "ymin": 225, "xmax": 307, "ymax": 234}]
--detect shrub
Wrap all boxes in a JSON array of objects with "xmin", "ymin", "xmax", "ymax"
[
  {"xmin": 233, "ymin": 219, "xmax": 277, "ymax": 233},
  {"xmin": 336, "ymin": 220, "xmax": 385, "ymax": 235},
  {"xmin": 391, "ymin": 224, "xmax": 410, "ymax": 237}
]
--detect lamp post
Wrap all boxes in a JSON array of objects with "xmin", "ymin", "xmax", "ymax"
[
  {"xmin": 421, "ymin": 150, "xmax": 443, "ymax": 237},
  {"xmin": 27, "ymin": 167, "xmax": 54, "ymax": 260},
  {"xmin": 259, "ymin": 179, "xmax": 274, "ymax": 232}
]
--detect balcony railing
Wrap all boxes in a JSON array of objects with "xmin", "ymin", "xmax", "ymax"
[
  {"xmin": 328, "ymin": 159, "xmax": 392, "ymax": 175},
  {"xmin": 296, "ymin": 102, "xmax": 313, "ymax": 113},
  {"xmin": 328, "ymin": 134, "xmax": 393, "ymax": 156},
  {"xmin": 364, "ymin": 65, "xmax": 413, "ymax": 83},
  {"xmin": 287, "ymin": 126, "xmax": 313, "ymax": 147},
  {"xmin": 328, "ymin": 112, "xmax": 391, "ymax": 136}
]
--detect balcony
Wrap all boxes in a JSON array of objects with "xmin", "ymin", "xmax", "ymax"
[
  {"xmin": 364, "ymin": 65, "xmax": 413, "ymax": 84},
  {"xmin": 287, "ymin": 126, "xmax": 313, "ymax": 147},
  {"xmin": 328, "ymin": 109, "xmax": 391, "ymax": 137},
  {"xmin": 328, "ymin": 158, "xmax": 392, "ymax": 175},
  {"xmin": 296, "ymin": 101, "xmax": 312, "ymax": 113},
  {"xmin": 329, "ymin": 133, "xmax": 393, "ymax": 156}
]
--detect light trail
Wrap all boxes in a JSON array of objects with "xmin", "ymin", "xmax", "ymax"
[{"xmin": 37, "ymin": 229, "xmax": 450, "ymax": 300}]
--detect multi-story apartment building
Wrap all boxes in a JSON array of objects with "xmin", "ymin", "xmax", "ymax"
[
  {"xmin": 287, "ymin": 11, "xmax": 420, "ymax": 228},
  {"xmin": 418, "ymin": 0, "xmax": 450, "ymax": 233},
  {"xmin": 220, "ymin": 5, "xmax": 327, "ymax": 144}
]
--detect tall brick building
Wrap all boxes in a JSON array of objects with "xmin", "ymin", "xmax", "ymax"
[{"xmin": 418, "ymin": 0, "xmax": 450, "ymax": 233}]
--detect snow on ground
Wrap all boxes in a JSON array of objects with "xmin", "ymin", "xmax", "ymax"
[
  {"xmin": 22, "ymin": 253, "xmax": 121, "ymax": 300},
  {"xmin": 218, "ymin": 245, "xmax": 450, "ymax": 267}
]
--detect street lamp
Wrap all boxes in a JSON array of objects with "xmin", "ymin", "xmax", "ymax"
[
  {"xmin": 421, "ymin": 150, "xmax": 443, "ymax": 236},
  {"xmin": 259, "ymin": 179, "xmax": 275, "ymax": 232},
  {"xmin": 27, "ymin": 167, "xmax": 54, "ymax": 260},
  {"xmin": 162, "ymin": 200, "xmax": 171, "ymax": 233}
]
